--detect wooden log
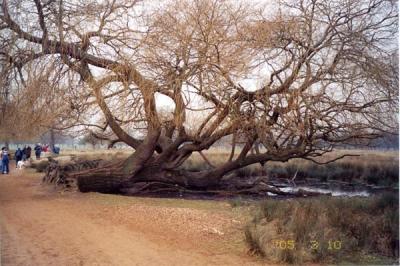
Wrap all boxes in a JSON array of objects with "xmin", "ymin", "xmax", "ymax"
[
  {"xmin": 42, "ymin": 158, "xmax": 105, "ymax": 191},
  {"xmin": 76, "ymin": 171, "xmax": 128, "ymax": 193}
]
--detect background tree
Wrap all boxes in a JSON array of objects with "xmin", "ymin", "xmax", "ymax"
[
  {"xmin": 0, "ymin": 0, "xmax": 398, "ymax": 194},
  {"xmin": 0, "ymin": 55, "xmax": 68, "ymax": 145},
  {"xmin": 79, "ymin": 132, "xmax": 103, "ymax": 149}
]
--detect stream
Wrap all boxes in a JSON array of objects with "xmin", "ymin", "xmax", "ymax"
[{"xmin": 265, "ymin": 177, "xmax": 397, "ymax": 197}]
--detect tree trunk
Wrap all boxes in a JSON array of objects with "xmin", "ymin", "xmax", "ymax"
[
  {"xmin": 41, "ymin": 157, "xmax": 330, "ymax": 197},
  {"xmin": 77, "ymin": 172, "xmax": 127, "ymax": 193},
  {"xmin": 50, "ymin": 128, "xmax": 55, "ymax": 151},
  {"xmin": 70, "ymin": 164, "xmax": 220, "ymax": 194}
]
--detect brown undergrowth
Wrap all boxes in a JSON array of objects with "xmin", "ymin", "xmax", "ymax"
[
  {"xmin": 245, "ymin": 193, "xmax": 399, "ymax": 264},
  {"xmin": 182, "ymin": 149, "xmax": 399, "ymax": 186}
]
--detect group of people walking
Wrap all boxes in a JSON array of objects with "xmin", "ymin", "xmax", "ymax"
[
  {"xmin": 14, "ymin": 145, "xmax": 33, "ymax": 169},
  {"xmin": 0, "ymin": 143, "xmax": 52, "ymax": 174},
  {"xmin": 1, "ymin": 146, "xmax": 33, "ymax": 174}
]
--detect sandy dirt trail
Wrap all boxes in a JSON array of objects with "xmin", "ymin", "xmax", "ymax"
[{"xmin": 0, "ymin": 166, "xmax": 263, "ymax": 266}]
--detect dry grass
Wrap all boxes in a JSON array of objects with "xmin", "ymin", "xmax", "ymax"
[
  {"xmin": 245, "ymin": 193, "xmax": 399, "ymax": 264},
  {"xmin": 266, "ymin": 158, "xmax": 398, "ymax": 186},
  {"xmin": 182, "ymin": 149, "xmax": 399, "ymax": 186},
  {"xmin": 60, "ymin": 149, "xmax": 132, "ymax": 161}
]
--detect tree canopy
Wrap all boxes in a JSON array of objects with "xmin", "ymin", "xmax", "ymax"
[{"xmin": 1, "ymin": 0, "xmax": 398, "ymax": 193}]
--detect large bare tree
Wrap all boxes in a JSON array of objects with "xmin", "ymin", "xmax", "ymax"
[
  {"xmin": 1, "ymin": 0, "xmax": 398, "ymax": 194},
  {"xmin": 0, "ymin": 48, "xmax": 67, "ymax": 143}
]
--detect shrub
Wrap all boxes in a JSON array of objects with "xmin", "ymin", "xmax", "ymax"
[{"xmin": 245, "ymin": 193, "xmax": 399, "ymax": 264}]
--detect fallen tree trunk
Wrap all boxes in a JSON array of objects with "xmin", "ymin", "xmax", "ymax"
[
  {"xmin": 42, "ymin": 158, "xmax": 106, "ymax": 190},
  {"xmin": 77, "ymin": 172, "xmax": 128, "ymax": 193},
  {"xmin": 41, "ymin": 158, "xmax": 331, "ymax": 197}
]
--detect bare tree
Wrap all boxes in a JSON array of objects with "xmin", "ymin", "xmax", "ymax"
[
  {"xmin": 0, "ymin": 0, "xmax": 397, "ymax": 194},
  {"xmin": 0, "ymin": 54, "xmax": 68, "ymax": 143}
]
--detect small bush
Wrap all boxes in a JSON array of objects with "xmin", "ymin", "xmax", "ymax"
[{"xmin": 245, "ymin": 193, "xmax": 399, "ymax": 264}]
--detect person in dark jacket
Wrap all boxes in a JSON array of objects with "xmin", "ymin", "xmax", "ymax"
[
  {"xmin": 52, "ymin": 146, "xmax": 60, "ymax": 154},
  {"xmin": 14, "ymin": 148, "xmax": 23, "ymax": 168},
  {"xmin": 26, "ymin": 146, "xmax": 32, "ymax": 159},
  {"xmin": 34, "ymin": 144, "xmax": 42, "ymax": 160},
  {"xmin": 22, "ymin": 146, "xmax": 27, "ymax": 161},
  {"xmin": 2, "ymin": 148, "xmax": 10, "ymax": 174}
]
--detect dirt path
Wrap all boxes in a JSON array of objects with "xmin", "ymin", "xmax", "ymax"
[{"xmin": 0, "ymin": 166, "xmax": 263, "ymax": 266}]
